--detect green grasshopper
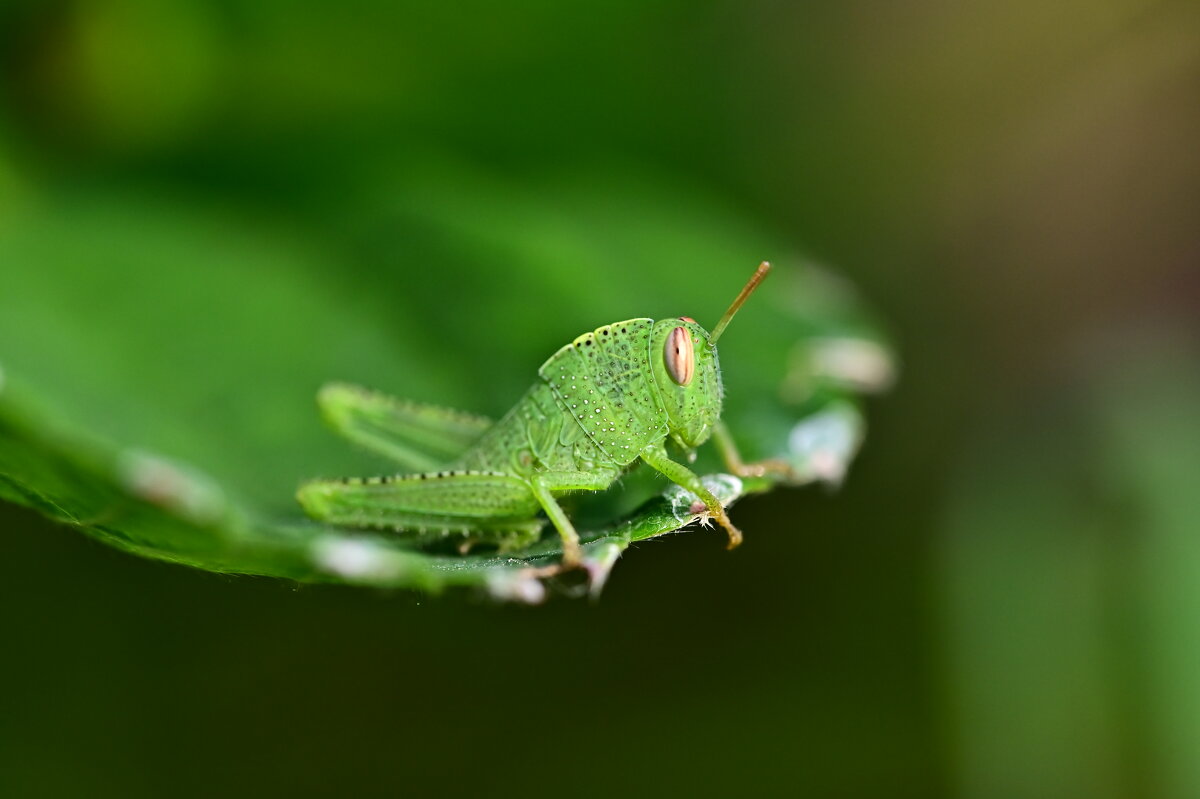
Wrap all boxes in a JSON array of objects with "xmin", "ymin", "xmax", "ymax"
[{"xmin": 298, "ymin": 262, "xmax": 778, "ymax": 569}]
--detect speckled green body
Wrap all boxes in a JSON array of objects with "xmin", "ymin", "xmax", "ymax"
[
  {"xmin": 297, "ymin": 315, "xmax": 734, "ymax": 561},
  {"xmin": 457, "ymin": 317, "xmax": 721, "ymax": 476}
]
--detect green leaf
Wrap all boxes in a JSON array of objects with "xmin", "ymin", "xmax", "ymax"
[{"xmin": 0, "ymin": 161, "xmax": 893, "ymax": 601}]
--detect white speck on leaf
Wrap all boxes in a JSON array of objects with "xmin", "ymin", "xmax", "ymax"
[
  {"xmin": 313, "ymin": 536, "xmax": 406, "ymax": 582},
  {"xmin": 486, "ymin": 572, "xmax": 546, "ymax": 604},
  {"xmin": 787, "ymin": 403, "xmax": 864, "ymax": 486},
  {"xmin": 808, "ymin": 338, "xmax": 896, "ymax": 393},
  {"xmin": 583, "ymin": 541, "xmax": 623, "ymax": 599},
  {"xmin": 117, "ymin": 450, "xmax": 226, "ymax": 525}
]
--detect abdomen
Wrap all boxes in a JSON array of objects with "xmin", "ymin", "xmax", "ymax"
[{"xmin": 453, "ymin": 382, "xmax": 609, "ymax": 475}]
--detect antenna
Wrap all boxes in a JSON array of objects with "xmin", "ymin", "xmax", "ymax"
[{"xmin": 709, "ymin": 261, "xmax": 771, "ymax": 345}]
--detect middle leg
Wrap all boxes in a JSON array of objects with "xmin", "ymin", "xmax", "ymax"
[{"xmin": 527, "ymin": 468, "xmax": 621, "ymax": 568}]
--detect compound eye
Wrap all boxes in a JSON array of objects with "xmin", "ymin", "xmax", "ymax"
[{"xmin": 665, "ymin": 326, "xmax": 695, "ymax": 386}]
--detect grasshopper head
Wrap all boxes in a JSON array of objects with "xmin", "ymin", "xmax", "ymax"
[
  {"xmin": 649, "ymin": 317, "xmax": 723, "ymax": 450},
  {"xmin": 648, "ymin": 262, "xmax": 771, "ymax": 452}
]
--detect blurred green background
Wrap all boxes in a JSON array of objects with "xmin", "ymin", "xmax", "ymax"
[{"xmin": 1, "ymin": 1, "xmax": 1199, "ymax": 797}]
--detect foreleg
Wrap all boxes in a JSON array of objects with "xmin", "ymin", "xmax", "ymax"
[{"xmin": 640, "ymin": 444, "xmax": 743, "ymax": 548}]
